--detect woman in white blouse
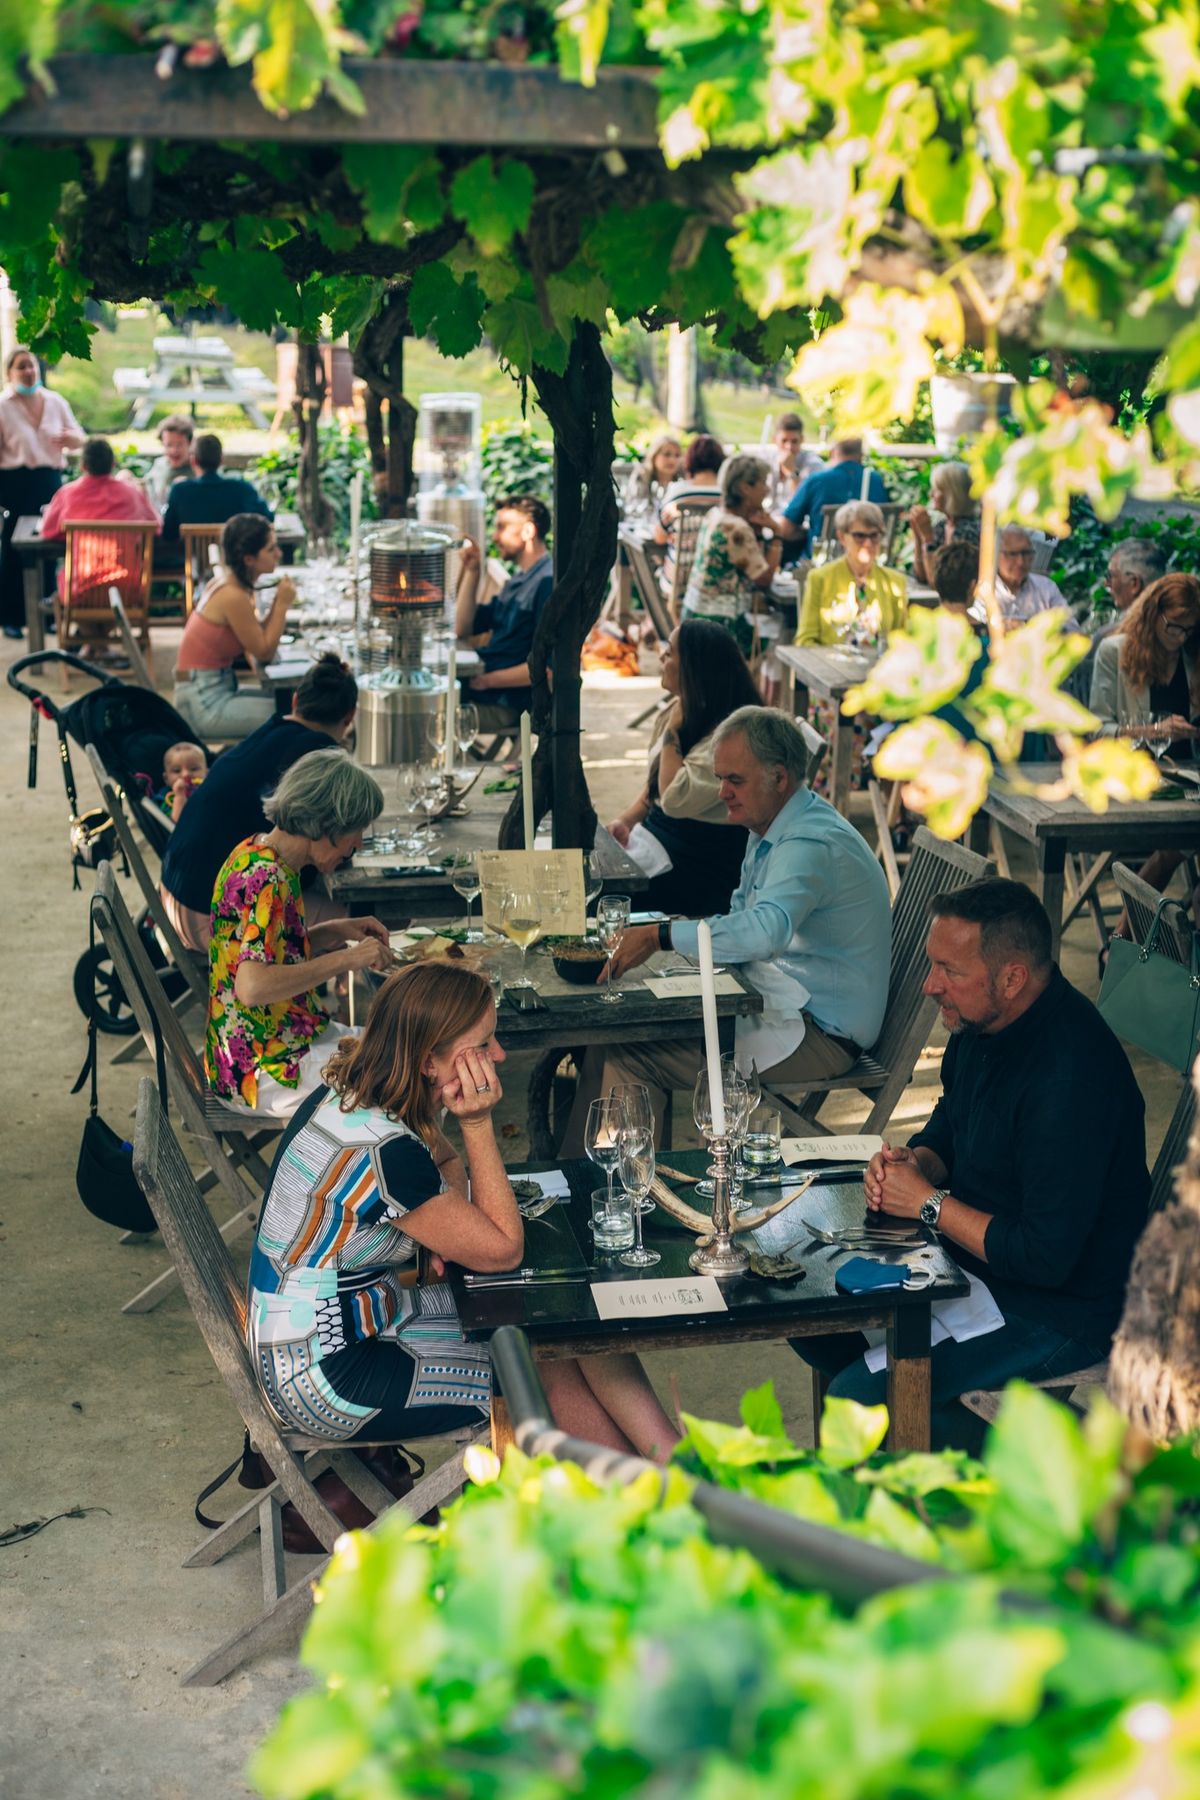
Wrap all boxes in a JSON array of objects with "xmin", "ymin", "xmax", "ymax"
[
  {"xmin": 0, "ymin": 346, "xmax": 86, "ymax": 638},
  {"xmin": 606, "ymin": 618, "xmax": 761, "ymax": 915}
]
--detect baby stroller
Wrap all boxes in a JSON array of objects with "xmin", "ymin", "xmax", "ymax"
[{"xmin": 8, "ymin": 649, "xmax": 214, "ymax": 1033}]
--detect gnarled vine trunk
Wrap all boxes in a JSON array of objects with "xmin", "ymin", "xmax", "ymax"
[
  {"xmin": 353, "ymin": 287, "xmax": 417, "ymax": 518},
  {"xmin": 497, "ymin": 321, "xmax": 618, "ymax": 850},
  {"xmin": 292, "ymin": 339, "xmax": 334, "ymax": 543}
]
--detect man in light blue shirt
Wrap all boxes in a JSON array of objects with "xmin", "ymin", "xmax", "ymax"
[
  {"xmin": 561, "ymin": 706, "xmax": 892, "ymax": 1149},
  {"xmin": 771, "ymin": 438, "xmax": 890, "ymax": 561}
]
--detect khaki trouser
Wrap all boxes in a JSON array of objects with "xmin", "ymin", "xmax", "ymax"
[{"xmin": 560, "ymin": 1019, "xmax": 856, "ymax": 1156}]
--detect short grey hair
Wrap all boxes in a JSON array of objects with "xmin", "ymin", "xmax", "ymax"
[
  {"xmin": 713, "ymin": 705, "xmax": 810, "ymax": 782},
  {"xmin": 998, "ymin": 524, "xmax": 1032, "ymax": 549},
  {"xmin": 263, "ymin": 749, "xmax": 384, "ymax": 841},
  {"xmin": 834, "ymin": 499, "xmax": 885, "ymax": 536},
  {"xmin": 720, "ymin": 452, "xmax": 770, "ymax": 510},
  {"xmin": 1110, "ymin": 537, "xmax": 1168, "ymax": 585}
]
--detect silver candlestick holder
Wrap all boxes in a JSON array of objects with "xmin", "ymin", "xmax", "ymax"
[{"xmin": 688, "ymin": 1134, "xmax": 749, "ymax": 1278}]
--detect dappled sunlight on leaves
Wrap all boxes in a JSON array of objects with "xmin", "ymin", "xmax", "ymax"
[
  {"xmin": 786, "ymin": 285, "xmax": 963, "ymax": 435},
  {"xmin": 873, "ymin": 718, "xmax": 993, "ymax": 841},
  {"xmin": 1060, "ymin": 738, "xmax": 1163, "ymax": 813},
  {"xmin": 965, "ymin": 611, "xmax": 1096, "ymax": 763},
  {"xmin": 843, "ymin": 607, "xmax": 982, "ymax": 720}
]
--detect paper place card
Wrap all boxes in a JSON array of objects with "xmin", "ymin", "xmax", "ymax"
[
  {"xmin": 590, "ymin": 1276, "xmax": 728, "ymax": 1319},
  {"xmin": 520, "ymin": 1170, "xmax": 571, "ymax": 1199},
  {"xmin": 782, "ymin": 1135, "xmax": 884, "ymax": 1166},
  {"xmin": 477, "ymin": 849, "xmax": 585, "ymax": 937},
  {"xmin": 642, "ymin": 973, "xmax": 742, "ymax": 999}
]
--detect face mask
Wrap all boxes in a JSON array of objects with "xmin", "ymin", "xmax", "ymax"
[{"xmin": 12, "ymin": 380, "xmax": 40, "ymax": 395}]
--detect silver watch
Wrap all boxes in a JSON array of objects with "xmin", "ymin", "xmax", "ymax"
[{"xmin": 919, "ymin": 1187, "xmax": 949, "ymax": 1229}]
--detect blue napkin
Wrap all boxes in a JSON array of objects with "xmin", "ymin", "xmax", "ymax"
[{"xmin": 834, "ymin": 1256, "xmax": 911, "ymax": 1294}]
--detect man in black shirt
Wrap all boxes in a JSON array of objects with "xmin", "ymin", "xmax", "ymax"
[{"xmin": 795, "ymin": 878, "xmax": 1150, "ymax": 1449}]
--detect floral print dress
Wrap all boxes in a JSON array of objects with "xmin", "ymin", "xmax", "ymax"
[
  {"xmin": 681, "ymin": 508, "xmax": 768, "ymax": 655},
  {"xmin": 205, "ymin": 839, "xmax": 329, "ymax": 1107}
]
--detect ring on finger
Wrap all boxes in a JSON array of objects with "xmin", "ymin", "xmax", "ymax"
[{"xmin": 474, "ymin": 1083, "xmax": 490, "ymax": 1093}]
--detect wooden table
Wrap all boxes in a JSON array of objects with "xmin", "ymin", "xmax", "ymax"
[
  {"xmin": 456, "ymin": 1147, "xmax": 968, "ymax": 1453},
  {"xmin": 776, "ymin": 642, "xmax": 875, "ymax": 815},
  {"xmin": 333, "ymin": 787, "xmax": 647, "ymax": 922},
  {"xmin": 968, "ymin": 764, "xmax": 1200, "ymax": 957},
  {"xmin": 114, "ymin": 334, "xmax": 277, "ymax": 429},
  {"xmin": 14, "ymin": 510, "xmax": 307, "ymax": 652}
]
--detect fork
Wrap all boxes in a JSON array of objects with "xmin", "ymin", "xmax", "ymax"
[
  {"xmin": 798, "ymin": 1216, "xmax": 924, "ymax": 1248},
  {"xmin": 517, "ymin": 1192, "xmax": 561, "ymax": 1220}
]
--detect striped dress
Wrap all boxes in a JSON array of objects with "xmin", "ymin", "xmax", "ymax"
[{"xmin": 246, "ymin": 1087, "xmax": 491, "ymax": 1442}]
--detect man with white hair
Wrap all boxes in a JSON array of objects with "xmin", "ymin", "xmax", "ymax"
[
  {"xmin": 561, "ymin": 705, "xmax": 892, "ymax": 1148},
  {"xmin": 1099, "ymin": 537, "xmax": 1168, "ymax": 637},
  {"xmin": 994, "ymin": 526, "xmax": 1068, "ymax": 622}
]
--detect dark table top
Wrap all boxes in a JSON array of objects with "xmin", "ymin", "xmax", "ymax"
[
  {"xmin": 11, "ymin": 509, "xmax": 306, "ymax": 556},
  {"xmin": 454, "ymin": 1147, "xmax": 968, "ymax": 1351}
]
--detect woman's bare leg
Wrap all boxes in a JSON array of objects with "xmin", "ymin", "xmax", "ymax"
[
  {"xmin": 539, "ymin": 1360, "xmax": 638, "ymax": 1455},
  {"xmin": 577, "ymin": 1353, "xmax": 681, "ymax": 1465}
]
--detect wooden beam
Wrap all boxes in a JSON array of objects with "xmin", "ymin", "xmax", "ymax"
[{"xmin": 0, "ymin": 56, "xmax": 661, "ymax": 150}]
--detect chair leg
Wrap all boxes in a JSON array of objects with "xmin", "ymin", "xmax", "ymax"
[
  {"xmin": 810, "ymin": 1367, "xmax": 831, "ymax": 1448},
  {"xmin": 260, "ymin": 1493, "xmax": 287, "ymax": 1607}
]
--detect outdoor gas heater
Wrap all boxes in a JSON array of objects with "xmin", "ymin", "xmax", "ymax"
[{"xmin": 357, "ymin": 519, "xmax": 457, "ymax": 766}]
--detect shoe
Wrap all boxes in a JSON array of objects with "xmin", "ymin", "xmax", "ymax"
[
  {"xmin": 241, "ymin": 1441, "xmax": 420, "ymax": 1554},
  {"xmin": 2, "ymin": 625, "xmax": 22, "ymax": 640}
]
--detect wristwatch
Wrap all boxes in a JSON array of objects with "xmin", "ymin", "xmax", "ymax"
[
  {"xmin": 920, "ymin": 1187, "xmax": 949, "ymax": 1229},
  {"xmin": 658, "ymin": 918, "xmax": 673, "ymax": 952}
]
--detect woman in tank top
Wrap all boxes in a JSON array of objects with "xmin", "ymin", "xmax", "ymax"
[{"xmin": 174, "ymin": 512, "xmax": 294, "ymax": 741}]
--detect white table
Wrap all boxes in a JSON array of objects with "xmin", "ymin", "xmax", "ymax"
[{"xmin": 114, "ymin": 334, "xmax": 277, "ymax": 429}]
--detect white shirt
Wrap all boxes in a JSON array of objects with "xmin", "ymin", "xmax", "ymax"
[
  {"xmin": 0, "ymin": 387, "xmax": 84, "ymax": 470},
  {"xmin": 995, "ymin": 569, "xmax": 1068, "ymax": 623}
]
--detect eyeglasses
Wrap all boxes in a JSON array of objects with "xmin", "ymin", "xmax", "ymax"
[
  {"xmin": 847, "ymin": 530, "xmax": 882, "ymax": 543},
  {"xmin": 1001, "ymin": 549, "xmax": 1035, "ymax": 562}
]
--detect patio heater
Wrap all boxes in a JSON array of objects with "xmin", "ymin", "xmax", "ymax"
[
  {"xmin": 416, "ymin": 392, "xmax": 484, "ymax": 612},
  {"xmin": 356, "ymin": 520, "xmax": 458, "ymax": 767}
]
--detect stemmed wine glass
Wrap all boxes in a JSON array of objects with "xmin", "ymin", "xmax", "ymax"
[
  {"xmin": 585, "ymin": 1096, "xmax": 627, "ymax": 1249},
  {"xmin": 609, "ymin": 1083, "xmax": 655, "ymax": 1212},
  {"xmin": 456, "ymin": 702, "xmax": 479, "ymax": 763},
  {"xmin": 582, "ymin": 852, "xmax": 604, "ymax": 916},
  {"xmin": 426, "ymin": 712, "xmax": 448, "ymax": 764},
  {"xmin": 617, "ymin": 1122, "xmax": 659, "ymax": 1268},
  {"xmin": 501, "ymin": 887, "xmax": 542, "ymax": 989},
  {"xmin": 596, "ymin": 893, "xmax": 631, "ymax": 1004},
  {"xmin": 722, "ymin": 1053, "xmax": 758, "ymax": 1208},
  {"xmin": 449, "ymin": 852, "xmax": 481, "ymax": 941},
  {"xmin": 692, "ymin": 1064, "xmax": 749, "ymax": 1200}
]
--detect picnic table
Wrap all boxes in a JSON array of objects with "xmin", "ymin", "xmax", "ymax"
[
  {"xmin": 776, "ymin": 642, "xmax": 874, "ymax": 816},
  {"xmin": 333, "ymin": 785, "xmax": 647, "ymax": 923},
  {"xmin": 968, "ymin": 764, "xmax": 1200, "ymax": 958},
  {"xmin": 113, "ymin": 334, "xmax": 277, "ymax": 429},
  {"xmin": 12, "ymin": 509, "xmax": 307, "ymax": 652},
  {"xmin": 455, "ymin": 1144, "xmax": 969, "ymax": 1454}
]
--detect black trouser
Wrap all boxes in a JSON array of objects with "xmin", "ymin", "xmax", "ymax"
[{"xmin": 0, "ymin": 465, "xmax": 61, "ymax": 629}]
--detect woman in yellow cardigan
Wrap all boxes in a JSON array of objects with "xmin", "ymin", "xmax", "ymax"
[{"xmin": 795, "ymin": 500, "xmax": 908, "ymax": 647}]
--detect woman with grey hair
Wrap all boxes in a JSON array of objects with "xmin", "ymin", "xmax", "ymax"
[
  {"xmin": 205, "ymin": 748, "xmax": 391, "ymax": 1118},
  {"xmin": 680, "ymin": 453, "xmax": 781, "ymax": 655},
  {"xmin": 908, "ymin": 460, "xmax": 980, "ymax": 586},
  {"xmin": 796, "ymin": 500, "xmax": 908, "ymax": 647}
]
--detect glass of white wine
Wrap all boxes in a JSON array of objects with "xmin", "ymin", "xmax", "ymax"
[{"xmin": 501, "ymin": 887, "xmax": 542, "ymax": 989}]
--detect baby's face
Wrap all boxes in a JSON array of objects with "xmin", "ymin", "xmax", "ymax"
[{"xmin": 165, "ymin": 747, "xmax": 206, "ymax": 783}]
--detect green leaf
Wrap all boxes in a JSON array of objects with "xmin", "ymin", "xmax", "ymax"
[
  {"xmin": 739, "ymin": 1381, "xmax": 785, "ymax": 1441},
  {"xmin": 216, "ymin": 0, "xmax": 362, "ymax": 118},
  {"xmin": 0, "ymin": 0, "xmax": 58, "ymax": 120},
  {"xmin": 484, "ymin": 295, "xmax": 569, "ymax": 376},
  {"xmin": 984, "ymin": 1385, "xmax": 1126, "ymax": 1570},
  {"xmin": 450, "ymin": 155, "xmax": 535, "ymax": 257},
  {"xmin": 194, "ymin": 244, "xmax": 300, "ymax": 332},
  {"xmin": 556, "ymin": 0, "xmax": 611, "ymax": 86},
  {"xmin": 818, "ymin": 1398, "xmax": 890, "ymax": 1470},
  {"xmin": 342, "ymin": 144, "xmax": 444, "ymax": 244},
  {"xmin": 903, "ymin": 140, "xmax": 995, "ymax": 239},
  {"xmin": 1046, "ymin": 1615, "xmax": 1176, "ymax": 1710},
  {"xmin": 248, "ymin": 1688, "xmax": 371, "ymax": 1798},
  {"xmin": 860, "ymin": 1487, "xmax": 942, "ymax": 1562},
  {"xmin": 407, "ymin": 262, "xmax": 486, "ymax": 359}
]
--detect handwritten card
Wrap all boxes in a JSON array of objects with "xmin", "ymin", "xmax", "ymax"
[
  {"xmin": 782, "ymin": 1135, "xmax": 884, "ymax": 1167},
  {"xmin": 477, "ymin": 849, "xmax": 585, "ymax": 937},
  {"xmin": 590, "ymin": 1276, "xmax": 728, "ymax": 1319},
  {"xmin": 642, "ymin": 973, "xmax": 742, "ymax": 1000}
]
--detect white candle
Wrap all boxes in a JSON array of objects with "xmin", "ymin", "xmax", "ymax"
[
  {"xmin": 348, "ymin": 470, "xmax": 362, "ymax": 578},
  {"xmin": 520, "ymin": 711, "xmax": 535, "ymax": 848},
  {"xmin": 443, "ymin": 638, "xmax": 457, "ymax": 774},
  {"xmin": 697, "ymin": 921, "xmax": 726, "ymax": 1137},
  {"xmin": 859, "ymin": 461, "xmax": 871, "ymax": 502}
]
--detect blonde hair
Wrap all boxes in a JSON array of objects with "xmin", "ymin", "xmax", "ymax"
[
  {"xmin": 930, "ymin": 461, "xmax": 976, "ymax": 519},
  {"xmin": 641, "ymin": 434, "xmax": 682, "ymax": 486},
  {"xmin": 322, "ymin": 961, "xmax": 495, "ymax": 1146}
]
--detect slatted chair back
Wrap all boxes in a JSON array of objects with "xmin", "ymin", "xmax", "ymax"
[
  {"xmin": 1030, "ymin": 529, "xmax": 1059, "ymax": 574},
  {"xmin": 1150, "ymin": 1071, "xmax": 1197, "ymax": 1214},
  {"xmin": 108, "ymin": 591, "xmax": 156, "ymax": 691},
  {"xmin": 666, "ymin": 493, "xmax": 720, "ymax": 618},
  {"xmin": 1113, "ymin": 861, "xmax": 1195, "ymax": 968},
  {"xmin": 620, "ymin": 530, "xmax": 674, "ymax": 641},
  {"xmin": 816, "ymin": 501, "xmax": 906, "ymax": 566},
  {"xmin": 64, "ymin": 520, "xmax": 156, "ymax": 616},
  {"xmin": 181, "ymin": 525, "xmax": 225, "ymax": 616},
  {"xmin": 85, "ymin": 746, "xmax": 208, "ymax": 1012}
]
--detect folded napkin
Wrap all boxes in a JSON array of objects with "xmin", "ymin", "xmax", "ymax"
[{"xmin": 861, "ymin": 1272, "xmax": 1005, "ymax": 1373}]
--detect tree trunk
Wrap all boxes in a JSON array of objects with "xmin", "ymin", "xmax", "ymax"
[
  {"xmin": 292, "ymin": 339, "xmax": 335, "ymax": 543},
  {"xmin": 353, "ymin": 288, "xmax": 417, "ymax": 518},
  {"xmin": 1108, "ymin": 1073, "xmax": 1200, "ymax": 1438},
  {"xmin": 496, "ymin": 321, "xmax": 618, "ymax": 850}
]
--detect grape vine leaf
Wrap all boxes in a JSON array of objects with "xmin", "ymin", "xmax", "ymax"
[
  {"xmin": 0, "ymin": 0, "xmax": 58, "ymax": 118},
  {"xmin": 818, "ymin": 1398, "xmax": 890, "ymax": 1470},
  {"xmin": 450, "ymin": 155, "xmax": 535, "ymax": 258},
  {"xmin": 484, "ymin": 295, "xmax": 570, "ymax": 376},
  {"xmin": 406, "ymin": 263, "xmax": 486, "ymax": 359},
  {"xmin": 216, "ymin": 0, "xmax": 365, "ymax": 118},
  {"xmin": 194, "ymin": 244, "xmax": 300, "ymax": 332},
  {"xmin": 341, "ymin": 145, "xmax": 445, "ymax": 244}
]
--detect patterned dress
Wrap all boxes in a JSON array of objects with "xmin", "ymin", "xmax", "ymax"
[
  {"xmin": 681, "ymin": 508, "xmax": 767, "ymax": 656},
  {"xmin": 247, "ymin": 1088, "xmax": 491, "ymax": 1442},
  {"xmin": 205, "ymin": 839, "xmax": 329, "ymax": 1107}
]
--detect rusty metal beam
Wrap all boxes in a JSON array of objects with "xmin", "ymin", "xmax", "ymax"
[{"xmin": 0, "ymin": 56, "xmax": 662, "ymax": 150}]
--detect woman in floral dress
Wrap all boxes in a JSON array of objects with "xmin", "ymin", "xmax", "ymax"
[
  {"xmin": 205, "ymin": 749, "xmax": 391, "ymax": 1118},
  {"xmin": 680, "ymin": 453, "xmax": 781, "ymax": 656}
]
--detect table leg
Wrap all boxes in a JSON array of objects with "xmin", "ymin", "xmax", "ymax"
[
  {"xmin": 490, "ymin": 1395, "xmax": 515, "ymax": 1460},
  {"xmin": 1037, "ymin": 841, "xmax": 1068, "ymax": 960},
  {"xmin": 886, "ymin": 1303, "xmax": 932, "ymax": 1451},
  {"xmin": 829, "ymin": 711, "xmax": 855, "ymax": 817},
  {"xmin": 22, "ymin": 559, "xmax": 45, "ymax": 653},
  {"xmin": 967, "ymin": 811, "xmax": 990, "ymax": 858}
]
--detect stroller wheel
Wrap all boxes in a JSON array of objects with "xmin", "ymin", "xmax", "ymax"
[{"xmin": 74, "ymin": 943, "xmax": 138, "ymax": 1036}]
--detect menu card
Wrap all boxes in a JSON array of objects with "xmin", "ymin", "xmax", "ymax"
[
  {"xmin": 477, "ymin": 849, "xmax": 585, "ymax": 936},
  {"xmin": 590, "ymin": 1276, "xmax": 728, "ymax": 1319},
  {"xmin": 781, "ymin": 1135, "xmax": 884, "ymax": 1166}
]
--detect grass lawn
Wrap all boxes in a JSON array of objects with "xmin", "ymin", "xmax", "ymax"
[{"xmin": 51, "ymin": 308, "xmax": 791, "ymax": 455}]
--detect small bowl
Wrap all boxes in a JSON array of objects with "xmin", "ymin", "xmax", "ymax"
[{"xmin": 551, "ymin": 940, "xmax": 608, "ymax": 986}]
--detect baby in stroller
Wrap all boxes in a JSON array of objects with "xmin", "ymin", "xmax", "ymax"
[{"xmin": 155, "ymin": 740, "xmax": 207, "ymax": 820}]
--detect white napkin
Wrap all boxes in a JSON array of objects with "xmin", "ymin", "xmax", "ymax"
[
  {"xmin": 861, "ymin": 1273, "xmax": 1005, "ymax": 1373},
  {"xmin": 643, "ymin": 972, "xmax": 742, "ymax": 999},
  {"xmin": 520, "ymin": 1170, "xmax": 571, "ymax": 1200},
  {"xmin": 624, "ymin": 822, "xmax": 674, "ymax": 877}
]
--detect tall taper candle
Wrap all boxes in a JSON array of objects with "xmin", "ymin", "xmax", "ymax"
[
  {"xmin": 349, "ymin": 470, "xmax": 362, "ymax": 577},
  {"xmin": 859, "ymin": 461, "xmax": 871, "ymax": 502},
  {"xmin": 443, "ymin": 639, "xmax": 457, "ymax": 774},
  {"xmin": 697, "ymin": 920, "xmax": 726, "ymax": 1137},
  {"xmin": 520, "ymin": 712, "xmax": 535, "ymax": 847}
]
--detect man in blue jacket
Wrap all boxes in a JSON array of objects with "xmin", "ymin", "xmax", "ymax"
[
  {"xmin": 768, "ymin": 437, "xmax": 890, "ymax": 561},
  {"xmin": 162, "ymin": 433, "xmax": 272, "ymax": 540}
]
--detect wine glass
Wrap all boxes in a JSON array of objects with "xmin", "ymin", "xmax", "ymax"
[
  {"xmin": 596, "ymin": 893, "xmax": 631, "ymax": 1005},
  {"xmin": 610, "ymin": 1083, "xmax": 655, "ymax": 1210},
  {"xmin": 426, "ymin": 712, "xmax": 448, "ymax": 763},
  {"xmin": 416, "ymin": 767, "xmax": 444, "ymax": 837},
  {"xmin": 618, "ymin": 1125, "xmax": 660, "ymax": 1268},
  {"xmin": 456, "ymin": 702, "xmax": 479, "ymax": 762},
  {"xmin": 501, "ymin": 887, "xmax": 542, "ymax": 989},
  {"xmin": 395, "ymin": 765, "xmax": 425, "ymax": 855},
  {"xmin": 449, "ymin": 852, "xmax": 481, "ymax": 941},
  {"xmin": 582, "ymin": 852, "xmax": 604, "ymax": 916},
  {"xmin": 585, "ymin": 1096, "xmax": 624, "ymax": 1241}
]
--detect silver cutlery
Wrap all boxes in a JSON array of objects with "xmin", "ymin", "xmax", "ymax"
[
  {"xmin": 517, "ymin": 1192, "xmax": 561, "ymax": 1220},
  {"xmin": 798, "ymin": 1216, "xmax": 924, "ymax": 1248},
  {"xmin": 463, "ymin": 1265, "xmax": 590, "ymax": 1288}
]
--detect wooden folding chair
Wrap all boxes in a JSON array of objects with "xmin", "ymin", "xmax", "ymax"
[
  {"xmin": 57, "ymin": 521, "xmax": 156, "ymax": 687},
  {"xmin": 180, "ymin": 524, "xmax": 224, "ymax": 615},
  {"xmin": 815, "ymin": 502, "xmax": 906, "ymax": 566},
  {"xmin": 959, "ymin": 1073, "xmax": 1196, "ymax": 1426},
  {"xmin": 665, "ymin": 493, "xmax": 719, "ymax": 622},
  {"xmin": 1113, "ymin": 860, "xmax": 1197, "ymax": 964},
  {"xmin": 762, "ymin": 828, "xmax": 994, "ymax": 1137},
  {"xmin": 91, "ymin": 863, "xmax": 284, "ymax": 1313},
  {"xmin": 131, "ymin": 1077, "xmax": 486, "ymax": 1686}
]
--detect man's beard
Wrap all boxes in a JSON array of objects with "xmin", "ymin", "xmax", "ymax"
[{"xmin": 947, "ymin": 987, "xmax": 1003, "ymax": 1037}]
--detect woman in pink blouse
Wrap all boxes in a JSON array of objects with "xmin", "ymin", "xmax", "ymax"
[{"xmin": 0, "ymin": 346, "xmax": 86, "ymax": 638}]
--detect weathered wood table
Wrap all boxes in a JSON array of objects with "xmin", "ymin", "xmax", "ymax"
[
  {"xmin": 775, "ymin": 642, "xmax": 874, "ymax": 815},
  {"xmin": 455, "ymin": 1146, "xmax": 968, "ymax": 1453},
  {"xmin": 968, "ymin": 764, "xmax": 1200, "ymax": 958}
]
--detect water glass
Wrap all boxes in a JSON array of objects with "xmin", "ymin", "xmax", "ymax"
[
  {"xmin": 744, "ymin": 1105, "xmax": 782, "ymax": 1171},
  {"xmin": 591, "ymin": 1184, "xmax": 635, "ymax": 1252},
  {"xmin": 586, "ymin": 1097, "xmax": 633, "ymax": 1248}
]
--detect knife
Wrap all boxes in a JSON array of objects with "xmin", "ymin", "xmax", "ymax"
[{"xmin": 463, "ymin": 1266, "xmax": 591, "ymax": 1288}]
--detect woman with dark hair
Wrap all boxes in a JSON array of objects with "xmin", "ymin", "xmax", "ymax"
[
  {"xmin": 607, "ymin": 618, "xmax": 761, "ymax": 913},
  {"xmin": 247, "ymin": 960, "xmax": 680, "ymax": 1466},
  {"xmin": 173, "ymin": 513, "xmax": 294, "ymax": 740},
  {"xmin": 0, "ymin": 345, "xmax": 86, "ymax": 638},
  {"xmin": 160, "ymin": 652, "xmax": 361, "ymax": 950}
]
